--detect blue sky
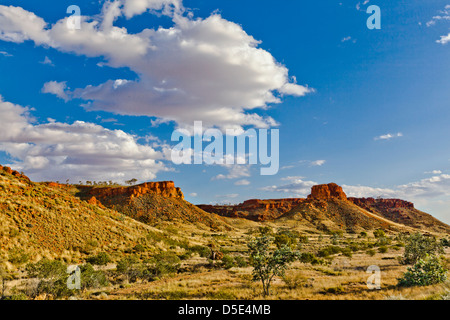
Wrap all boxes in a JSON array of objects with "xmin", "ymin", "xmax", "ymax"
[{"xmin": 0, "ymin": 0, "xmax": 450, "ymax": 223}]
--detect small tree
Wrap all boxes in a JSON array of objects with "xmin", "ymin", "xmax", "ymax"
[
  {"xmin": 398, "ymin": 255, "xmax": 447, "ymax": 287},
  {"xmin": 125, "ymin": 178, "xmax": 138, "ymax": 186},
  {"xmin": 402, "ymin": 233, "xmax": 444, "ymax": 265},
  {"xmin": 247, "ymin": 234, "xmax": 300, "ymax": 296}
]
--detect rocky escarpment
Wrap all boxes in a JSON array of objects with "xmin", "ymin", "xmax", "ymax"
[
  {"xmin": 198, "ymin": 198, "xmax": 305, "ymax": 221},
  {"xmin": 76, "ymin": 182, "xmax": 227, "ymax": 229},
  {"xmin": 80, "ymin": 181, "xmax": 184, "ymax": 207},
  {"xmin": 348, "ymin": 197, "xmax": 450, "ymax": 233}
]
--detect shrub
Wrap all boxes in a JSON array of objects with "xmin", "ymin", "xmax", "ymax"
[
  {"xmin": 359, "ymin": 231, "xmax": 368, "ymax": 238},
  {"xmin": 221, "ymin": 255, "xmax": 235, "ymax": 269},
  {"xmin": 133, "ymin": 244, "xmax": 146, "ymax": 253},
  {"xmin": 299, "ymin": 252, "xmax": 324, "ymax": 265},
  {"xmin": 366, "ymin": 249, "xmax": 376, "ymax": 256},
  {"xmin": 373, "ymin": 229, "xmax": 386, "ymax": 238},
  {"xmin": 86, "ymin": 252, "xmax": 111, "ymax": 266},
  {"xmin": 188, "ymin": 245, "xmax": 210, "ymax": 258},
  {"xmin": 402, "ymin": 233, "xmax": 444, "ymax": 265},
  {"xmin": 116, "ymin": 256, "xmax": 142, "ymax": 282},
  {"xmin": 317, "ymin": 246, "xmax": 341, "ymax": 258},
  {"xmin": 25, "ymin": 259, "xmax": 73, "ymax": 298},
  {"xmin": 378, "ymin": 246, "xmax": 388, "ymax": 254},
  {"xmin": 8, "ymin": 248, "xmax": 30, "ymax": 265},
  {"xmin": 79, "ymin": 264, "xmax": 109, "ymax": 289},
  {"xmin": 398, "ymin": 255, "xmax": 447, "ymax": 287}
]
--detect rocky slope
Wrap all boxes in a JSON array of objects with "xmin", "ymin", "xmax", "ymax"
[
  {"xmin": 348, "ymin": 197, "xmax": 450, "ymax": 233},
  {"xmin": 199, "ymin": 182, "xmax": 450, "ymax": 234},
  {"xmin": 76, "ymin": 182, "xmax": 228, "ymax": 230},
  {"xmin": 197, "ymin": 198, "xmax": 305, "ymax": 221},
  {"xmin": 0, "ymin": 165, "xmax": 156, "ymax": 263}
]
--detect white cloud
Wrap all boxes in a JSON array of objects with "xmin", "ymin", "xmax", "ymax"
[
  {"xmin": 235, "ymin": 179, "xmax": 250, "ymax": 186},
  {"xmin": 0, "ymin": 5, "xmax": 50, "ymax": 44},
  {"xmin": 425, "ymin": 170, "xmax": 442, "ymax": 175},
  {"xmin": 40, "ymin": 56, "xmax": 54, "ymax": 66},
  {"xmin": 121, "ymin": 0, "xmax": 183, "ymax": 18},
  {"xmin": 0, "ymin": 50, "xmax": 12, "ymax": 57},
  {"xmin": 42, "ymin": 81, "xmax": 70, "ymax": 101},
  {"xmin": 341, "ymin": 36, "xmax": 356, "ymax": 43},
  {"xmin": 437, "ymin": 33, "xmax": 450, "ymax": 44},
  {"xmin": 189, "ymin": 192, "xmax": 198, "ymax": 197},
  {"xmin": 262, "ymin": 177, "xmax": 317, "ymax": 197},
  {"xmin": 213, "ymin": 165, "xmax": 250, "ymax": 180},
  {"xmin": 0, "ymin": 95, "xmax": 168, "ymax": 182},
  {"xmin": 311, "ymin": 159, "xmax": 326, "ymax": 166},
  {"xmin": 374, "ymin": 132, "xmax": 403, "ymax": 141},
  {"xmin": 0, "ymin": 2, "xmax": 312, "ymax": 131}
]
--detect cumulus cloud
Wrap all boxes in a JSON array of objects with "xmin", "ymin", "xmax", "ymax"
[
  {"xmin": 374, "ymin": 132, "xmax": 403, "ymax": 141},
  {"xmin": 42, "ymin": 81, "xmax": 70, "ymax": 101},
  {"xmin": 0, "ymin": 95, "xmax": 168, "ymax": 182},
  {"xmin": 0, "ymin": 2, "xmax": 312, "ymax": 131},
  {"xmin": 212, "ymin": 165, "xmax": 250, "ymax": 180}
]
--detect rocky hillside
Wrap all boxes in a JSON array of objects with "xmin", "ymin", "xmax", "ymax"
[
  {"xmin": 0, "ymin": 165, "xmax": 156, "ymax": 263},
  {"xmin": 199, "ymin": 182, "xmax": 450, "ymax": 234},
  {"xmin": 75, "ymin": 182, "xmax": 229, "ymax": 230},
  {"xmin": 348, "ymin": 197, "xmax": 450, "ymax": 233},
  {"xmin": 197, "ymin": 198, "xmax": 305, "ymax": 221}
]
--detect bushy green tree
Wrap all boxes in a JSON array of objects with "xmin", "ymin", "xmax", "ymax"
[
  {"xmin": 247, "ymin": 234, "xmax": 300, "ymax": 296},
  {"xmin": 398, "ymin": 255, "xmax": 447, "ymax": 287},
  {"xmin": 402, "ymin": 233, "xmax": 444, "ymax": 265}
]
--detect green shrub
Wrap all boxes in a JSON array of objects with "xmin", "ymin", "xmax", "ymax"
[
  {"xmin": 221, "ymin": 255, "xmax": 235, "ymax": 269},
  {"xmin": 133, "ymin": 244, "xmax": 146, "ymax": 253},
  {"xmin": 79, "ymin": 264, "xmax": 109, "ymax": 289},
  {"xmin": 366, "ymin": 249, "xmax": 376, "ymax": 256},
  {"xmin": 86, "ymin": 252, "xmax": 111, "ymax": 266},
  {"xmin": 317, "ymin": 246, "xmax": 341, "ymax": 258},
  {"xmin": 373, "ymin": 229, "xmax": 386, "ymax": 238},
  {"xmin": 8, "ymin": 248, "xmax": 30, "ymax": 265},
  {"xmin": 398, "ymin": 255, "xmax": 447, "ymax": 287},
  {"xmin": 402, "ymin": 233, "xmax": 444, "ymax": 265},
  {"xmin": 188, "ymin": 245, "xmax": 210, "ymax": 258},
  {"xmin": 299, "ymin": 252, "xmax": 324, "ymax": 265},
  {"xmin": 378, "ymin": 246, "xmax": 388, "ymax": 253}
]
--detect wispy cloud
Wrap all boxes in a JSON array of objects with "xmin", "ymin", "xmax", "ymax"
[{"xmin": 374, "ymin": 132, "xmax": 403, "ymax": 141}]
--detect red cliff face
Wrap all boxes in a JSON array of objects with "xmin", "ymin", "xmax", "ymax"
[
  {"xmin": 348, "ymin": 197, "xmax": 414, "ymax": 209},
  {"xmin": 198, "ymin": 198, "xmax": 305, "ymax": 221},
  {"xmin": 308, "ymin": 183, "xmax": 347, "ymax": 201},
  {"xmin": 85, "ymin": 181, "xmax": 184, "ymax": 202}
]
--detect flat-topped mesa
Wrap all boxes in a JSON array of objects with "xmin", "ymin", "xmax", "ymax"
[
  {"xmin": 348, "ymin": 197, "xmax": 414, "ymax": 209},
  {"xmin": 86, "ymin": 181, "xmax": 184, "ymax": 201},
  {"xmin": 307, "ymin": 183, "xmax": 347, "ymax": 201}
]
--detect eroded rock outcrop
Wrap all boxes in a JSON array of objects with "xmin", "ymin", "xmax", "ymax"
[
  {"xmin": 85, "ymin": 181, "xmax": 184, "ymax": 203},
  {"xmin": 198, "ymin": 198, "xmax": 305, "ymax": 221},
  {"xmin": 348, "ymin": 197, "xmax": 414, "ymax": 209},
  {"xmin": 307, "ymin": 183, "xmax": 347, "ymax": 201}
]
